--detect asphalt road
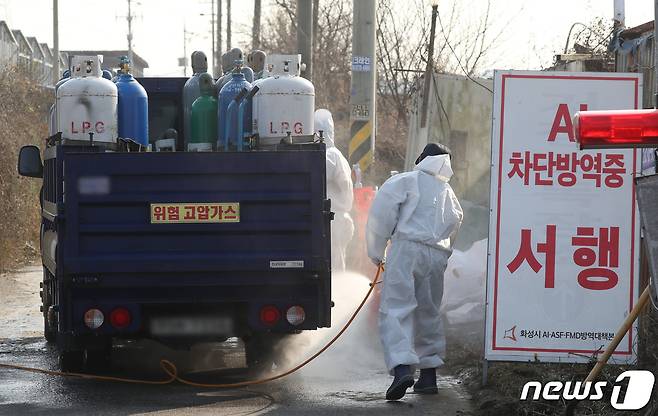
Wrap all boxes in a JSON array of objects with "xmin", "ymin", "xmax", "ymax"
[{"xmin": 0, "ymin": 265, "xmax": 474, "ymax": 415}]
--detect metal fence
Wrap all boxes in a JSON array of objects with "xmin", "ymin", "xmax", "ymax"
[{"xmin": 0, "ymin": 21, "xmax": 62, "ymax": 87}]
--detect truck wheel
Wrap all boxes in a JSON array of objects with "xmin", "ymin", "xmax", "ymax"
[
  {"xmin": 271, "ymin": 334, "xmax": 296, "ymax": 370},
  {"xmin": 84, "ymin": 347, "xmax": 111, "ymax": 372},
  {"xmin": 42, "ymin": 268, "xmax": 56, "ymax": 343},
  {"xmin": 44, "ymin": 317, "xmax": 56, "ymax": 343},
  {"xmin": 59, "ymin": 350, "xmax": 84, "ymax": 372},
  {"xmin": 244, "ymin": 334, "xmax": 275, "ymax": 374},
  {"xmin": 244, "ymin": 334, "xmax": 296, "ymax": 373}
]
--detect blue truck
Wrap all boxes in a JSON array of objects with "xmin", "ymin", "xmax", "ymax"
[{"xmin": 17, "ymin": 77, "xmax": 332, "ymax": 372}]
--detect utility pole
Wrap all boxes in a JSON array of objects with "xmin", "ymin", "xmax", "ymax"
[
  {"xmin": 312, "ymin": 0, "xmax": 319, "ymax": 53},
  {"xmin": 182, "ymin": 23, "xmax": 188, "ymax": 76},
  {"xmin": 127, "ymin": 0, "xmax": 134, "ymax": 64},
  {"xmin": 253, "ymin": 0, "xmax": 261, "ymax": 50},
  {"xmin": 211, "ymin": 0, "xmax": 215, "ymax": 77},
  {"xmin": 420, "ymin": 3, "xmax": 438, "ymax": 128},
  {"xmin": 52, "ymin": 0, "xmax": 59, "ymax": 81},
  {"xmin": 200, "ymin": 1, "xmax": 217, "ymax": 75},
  {"xmin": 613, "ymin": 0, "xmax": 625, "ymax": 30},
  {"xmin": 217, "ymin": 0, "xmax": 222, "ymax": 74},
  {"xmin": 348, "ymin": 0, "xmax": 376, "ymax": 173},
  {"xmin": 297, "ymin": 0, "xmax": 313, "ymax": 80},
  {"xmin": 227, "ymin": 0, "xmax": 232, "ymax": 50}
]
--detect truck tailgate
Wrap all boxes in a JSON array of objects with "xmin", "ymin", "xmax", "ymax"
[{"xmin": 60, "ymin": 149, "xmax": 329, "ymax": 276}]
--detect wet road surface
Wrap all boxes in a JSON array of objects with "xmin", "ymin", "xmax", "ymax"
[{"xmin": 0, "ymin": 265, "xmax": 474, "ymax": 415}]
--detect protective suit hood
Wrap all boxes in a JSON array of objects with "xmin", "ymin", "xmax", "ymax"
[
  {"xmin": 314, "ymin": 109, "xmax": 335, "ymax": 148},
  {"xmin": 367, "ymin": 156, "xmax": 463, "ymax": 262},
  {"xmin": 414, "ymin": 154, "xmax": 453, "ymax": 182}
]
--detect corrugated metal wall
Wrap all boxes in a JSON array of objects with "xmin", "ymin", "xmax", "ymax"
[{"xmin": 616, "ymin": 32, "xmax": 655, "ymax": 108}]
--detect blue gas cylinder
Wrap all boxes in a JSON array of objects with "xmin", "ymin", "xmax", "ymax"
[
  {"xmin": 116, "ymin": 71, "xmax": 149, "ymax": 146},
  {"xmin": 218, "ymin": 71, "xmax": 251, "ymax": 149}
]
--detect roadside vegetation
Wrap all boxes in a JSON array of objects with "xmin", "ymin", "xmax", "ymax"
[
  {"xmin": 0, "ymin": 67, "xmax": 50, "ymax": 271},
  {"xmin": 445, "ymin": 308, "xmax": 658, "ymax": 415}
]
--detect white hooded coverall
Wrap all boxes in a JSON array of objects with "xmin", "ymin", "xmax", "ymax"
[
  {"xmin": 366, "ymin": 155, "xmax": 463, "ymax": 374},
  {"xmin": 314, "ymin": 109, "xmax": 355, "ymax": 272}
]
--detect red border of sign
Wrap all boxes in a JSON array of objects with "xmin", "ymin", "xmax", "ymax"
[{"xmin": 492, "ymin": 74, "xmax": 639, "ymax": 355}]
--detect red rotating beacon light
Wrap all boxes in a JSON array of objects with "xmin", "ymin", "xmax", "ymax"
[{"xmin": 574, "ymin": 109, "xmax": 658, "ymax": 149}]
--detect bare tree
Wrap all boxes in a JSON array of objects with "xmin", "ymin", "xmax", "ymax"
[
  {"xmin": 262, "ymin": 0, "xmax": 351, "ymax": 110},
  {"xmin": 376, "ymin": 0, "xmax": 500, "ymax": 120},
  {"xmin": 263, "ymin": 0, "xmax": 501, "ymax": 182},
  {"xmin": 272, "ymin": 0, "xmax": 297, "ymax": 27},
  {"xmin": 376, "ymin": 0, "xmax": 429, "ymax": 122},
  {"xmin": 260, "ymin": 1, "xmax": 295, "ymax": 52},
  {"xmin": 564, "ymin": 17, "xmax": 614, "ymax": 56}
]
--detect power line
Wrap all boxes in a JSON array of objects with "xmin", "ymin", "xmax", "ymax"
[{"xmin": 436, "ymin": 8, "xmax": 493, "ymax": 94}]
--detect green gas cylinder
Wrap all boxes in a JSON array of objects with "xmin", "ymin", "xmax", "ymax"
[{"xmin": 189, "ymin": 73, "xmax": 218, "ymax": 151}]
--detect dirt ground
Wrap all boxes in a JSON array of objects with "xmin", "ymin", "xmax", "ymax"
[
  {"xmin": 443, "ymin": 319, "xmax": 658, "ymax": 416},
  {"xmin": 0, "ymin": 265, "xmax": 43, "ymax": 340}
]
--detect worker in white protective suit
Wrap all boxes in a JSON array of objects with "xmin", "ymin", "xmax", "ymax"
[
  {"xmin": 314, "ymin": 109, "xmax": 354, "ymax": 272},
  {"xmin": 366, "ymin": 143, "xmax": 463, "ymax": 401}
]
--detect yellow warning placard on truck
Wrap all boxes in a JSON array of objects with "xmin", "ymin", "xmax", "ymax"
[{"xmin": 150, "ymin": 203, "xmax": 240, "ymax": 224}]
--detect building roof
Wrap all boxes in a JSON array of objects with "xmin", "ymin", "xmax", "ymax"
[
  {"xmin": 64, "ymin": 50, "xmax": 149, "ymax": 69},
  {"xmin": 40, "ymin": 43, "xmax": 54, "ymax": 62},
  {"xmin": 620, "ymin": 21, "xmax": 654, "ymax": 40},
  {"xmin": 0, "ymin": 21, "xmax": 17, "ymax": 46},
  {"xmin": 27, "ymin": 36, "xmax": 44, "ymax": 60},
  {"xmin": 11, "ymin": 30, "xmax": 32, "ymax": 53}
]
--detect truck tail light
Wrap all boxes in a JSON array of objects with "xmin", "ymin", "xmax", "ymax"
[
  {"xmin": 574, "ymin": 109, "xmax": 658, "ymax": 149},
  {"xmin": 109, "ymin": 307, "xmax": 131, "ymax": 329},
  {"xmin": 259, "ymin": 306, "xmax": 280, "ymax": 326},
  {"xmin": 84, "ymin": 308, "xmax": 104, "ymax": 329},
  {"xmin": 286, "ymin": 306, "xmax": 305, "ymax": 326}
]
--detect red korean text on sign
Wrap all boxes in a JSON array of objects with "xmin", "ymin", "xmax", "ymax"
[
  {"xmin": 224, "ymin": 206, "xmax": 238, "ymax": 220},
  {"xmin": 151, "ymin": 203, "xmax": 239, "ymax": 223},
  {"xmin": 153, "ymin": 206, "xmax": 166, "ymax": 221},
  {"xmin": 182, "ymin": 205, "xmax": 212, "ymax": 221},
  {"xmin": 572, "ymin": 227, "xmax": 620, "ymax": 290},
  {"xmin": 604, "ymin": 155, "xmax": 625, "ymax": 188},
  {"xmin": 507, "ymin": 225, "xmax": 557, "ymax": 288},
  {"xmin": 507, "ymin": 152, "xmax": 625, "ymax": 188},
  {"xmin": 210, "ymin": 205, "xmax": 224, "ymax": 220},
  {"xmin": 184, "ymin": 205, "xmax": 196, "ymax": 220},
  {"xmin": 197, "ymin": 205, "xmax": 209, "ymax": 220},
  {"xmin": 167, "ymin": 206, "xmax": 180, "ymax": 221}
]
